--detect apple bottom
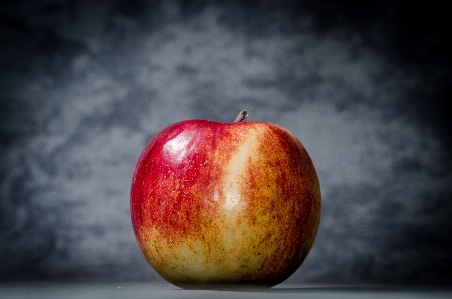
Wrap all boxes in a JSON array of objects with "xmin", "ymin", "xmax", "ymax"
[
  {"xmin": 136, "ymin": 213, "xmax": 316, "ymax": 289},
  {"xmin": 177, "ymin": 282, "xmax": 274, "ymax": 290}
]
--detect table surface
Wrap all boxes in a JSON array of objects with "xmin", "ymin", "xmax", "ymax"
[{"xmin": 1, "ymin": 283, "xmax": 451, "ymax": 299}]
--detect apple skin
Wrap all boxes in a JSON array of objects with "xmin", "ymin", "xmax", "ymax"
[{"xmin": 130, "ymin": 119, "xmax": 321, "ymax": 289}]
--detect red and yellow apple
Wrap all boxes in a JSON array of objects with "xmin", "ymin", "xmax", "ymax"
[{"xmin": 130, "ymin": 111, "xmax": 321, "ymax": 289}]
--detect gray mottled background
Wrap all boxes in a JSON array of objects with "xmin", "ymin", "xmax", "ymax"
[{"xmin": 1, "ymin": 0, "xmax": 451, "ymax": 285}]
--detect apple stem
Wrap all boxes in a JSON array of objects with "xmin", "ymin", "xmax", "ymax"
[{"xmin": 234, "ymin": 110, "xmax": 248, "ymax": 122}]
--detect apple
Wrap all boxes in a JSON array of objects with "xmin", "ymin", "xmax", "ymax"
[{"xmin": 130, "ymin": 111, "xmax": 321, "ymax": 289}]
